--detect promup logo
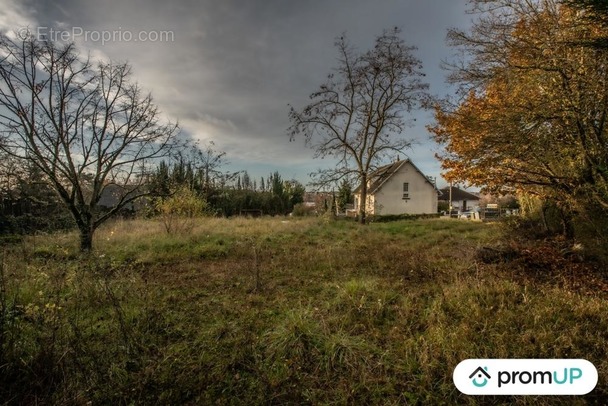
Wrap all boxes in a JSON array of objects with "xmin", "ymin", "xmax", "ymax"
[
  {"xmin": 453, "ymin": 359, "xmax": 598, "ymax": 395},
  {"xmin": 469, "ymin": 366, "xmax": 491, "ymax": 387}
]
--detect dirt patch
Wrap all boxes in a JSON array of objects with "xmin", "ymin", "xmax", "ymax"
[{"xmin": 487, "ymin": 238, "xmax": 608, "ymax": 296}]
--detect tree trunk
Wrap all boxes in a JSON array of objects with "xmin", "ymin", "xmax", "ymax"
[
  {"xmin": 560, "ymin": 207, "xmax": 575, "ymax": 240},
  {"xmin": 79, "ymin": 224, "xmax": 94, "ymax": 252},
  {"xmin": 359, "ymin": 174, "xmax": 367, "ymax": 224}
]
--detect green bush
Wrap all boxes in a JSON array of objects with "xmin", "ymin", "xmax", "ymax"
[
  {"xmin": 291, "ymin": 203, "xmax": 317, "ymax": 217},
  {"xmin": 155, "ymin": 187, "xmax": 208, "ymax": 234},
  {"xmin": 0, "ymin": 213, "xmax": 74, "ymax": 235}
]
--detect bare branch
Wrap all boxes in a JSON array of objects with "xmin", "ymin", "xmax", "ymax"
[{"xmin": 0, "ymin": 34, "xmax": 179, "ymax": 251}]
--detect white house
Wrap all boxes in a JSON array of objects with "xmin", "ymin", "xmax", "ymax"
[
  {"xmin": 353, "ymin": 160, "xmax": 438, "ymax": 216},
  {"xmin": 438, "ymin": 186, "xmax": 480, "ymax": 213}
]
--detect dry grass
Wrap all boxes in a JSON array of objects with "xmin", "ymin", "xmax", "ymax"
[{"xmin": 0, "ymin": 217, "xmax": 606, "ymax": 404}]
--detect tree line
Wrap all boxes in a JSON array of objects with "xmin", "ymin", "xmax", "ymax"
[
  {"xmin": 147, "ymin": 154, "xmax": 306, "ymax": 218},
  {"xmin": 0, "ymin": 136, "xmax": 308, "ymax": 237}
]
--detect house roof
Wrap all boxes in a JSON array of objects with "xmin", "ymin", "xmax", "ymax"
[
  {"xmin": 469, "ymin": 367, "xmax": 491, "ymax": 380},
  {"xmin": 354, "ymin": 159, "xmax": 437, "ymax": 195},
  {"xmin": 438, "ymin": 186, "xmax": 479, "ymax": 202},
  {"xmin": 97, "ymin": 184, "xmax": 144, "ymax": 208}
]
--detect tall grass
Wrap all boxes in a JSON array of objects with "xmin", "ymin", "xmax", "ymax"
[{"xmin": 0, "ymin": 217, "xmax": 606, "ymax": 404}]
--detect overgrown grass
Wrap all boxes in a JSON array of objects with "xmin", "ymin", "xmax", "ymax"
[{"xmin": 1, "ymin": 217, "xmax": 606, "ymax": 404}]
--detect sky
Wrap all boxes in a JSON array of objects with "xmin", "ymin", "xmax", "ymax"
[{"xmin": 0, "ymin": 0, "xmax": 474, "ymax": 189}]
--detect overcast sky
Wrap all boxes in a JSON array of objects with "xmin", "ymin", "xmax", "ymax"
[{"xmin": 1, "ymin": 0, "xmax": 473, "ymax": 188}]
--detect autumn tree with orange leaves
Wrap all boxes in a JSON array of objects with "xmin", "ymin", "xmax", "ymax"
[{"xmin": 431, "ymin": 0, "xmax": 608, "ymax": 237}]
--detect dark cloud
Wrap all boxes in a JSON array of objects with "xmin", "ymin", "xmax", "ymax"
[{"xmin": 2, "ymin": 0, "xmax": 472, "ymax": 186}]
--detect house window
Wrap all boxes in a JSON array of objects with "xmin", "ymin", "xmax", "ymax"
[{"xmin": 402, "ymin": 182, "xmax": 410, "ymax": 200}]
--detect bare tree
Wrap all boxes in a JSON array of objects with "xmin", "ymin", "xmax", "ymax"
[
  {"xmin": 0, "ymin": 34, "xmax": 179, "ymax": 251},
  {"xmin": 180, "ymin": 140, "xmax": 230, "ymax": 194},
  {"xmin": 288, "ymin": 28, "xmax": 429, "ymax": 223}
]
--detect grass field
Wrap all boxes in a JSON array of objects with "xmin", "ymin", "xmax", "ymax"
[{"xmin": 1, "ymin": 217, "xmax": 607, "ymax": 404}]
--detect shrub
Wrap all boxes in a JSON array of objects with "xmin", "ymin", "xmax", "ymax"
[
  {"xmin": 155, "ymin": 187, "xmax": 208, "ymax": 234},
  {"xmin": 291, "ymin": 203, "xmax": 316, "ymax": 217}
]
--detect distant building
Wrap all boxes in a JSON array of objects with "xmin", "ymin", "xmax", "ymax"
[
  {"xmin": 303, "ymin": 191, "xmax": 334, "ymax": 211},
  {"xmin": 97, "ymin": 184, "xmax": 148, "ymax": 213},
  {"xmin": 353, "ymin": 160, "xmax": 438, "ymax": 216},
  {"xmin": 438, "ymin": 186, "xmax": 480, "ymax": 212}
]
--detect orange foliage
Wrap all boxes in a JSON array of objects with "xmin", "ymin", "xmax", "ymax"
[{"xmin": 431, "ymin": 1, "xmax": 608, "ymax": 206}]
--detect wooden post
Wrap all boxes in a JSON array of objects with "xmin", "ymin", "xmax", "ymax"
[{"xmin": 448, "ymin": 182, "xmax": 453, "ymax": 217}]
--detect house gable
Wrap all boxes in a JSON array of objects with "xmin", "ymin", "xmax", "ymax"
[{"xmin": 354, "ymin": 160, "xmax": 437, "ymax": 215}]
